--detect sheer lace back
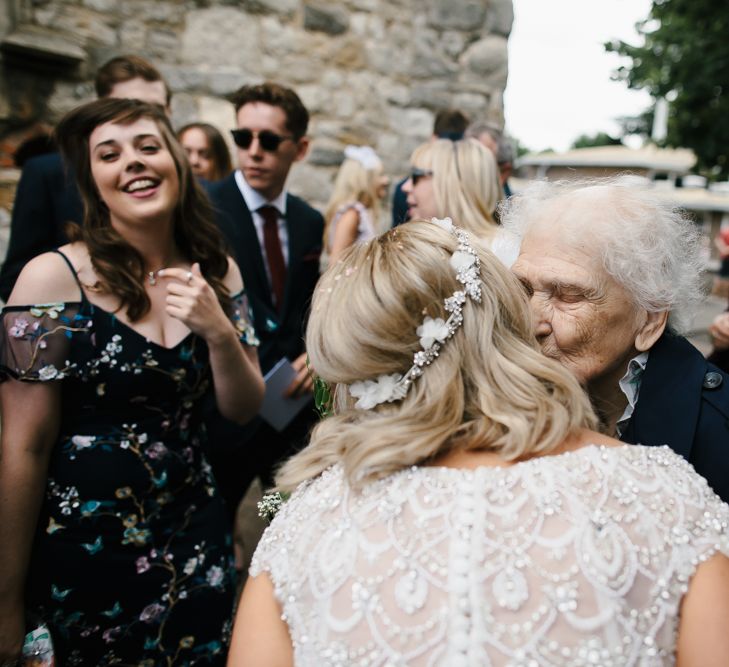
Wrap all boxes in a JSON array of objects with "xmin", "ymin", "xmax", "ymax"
[{"xmin": 251, "ymin": 445, "xmax": 729, "ymax": 666}]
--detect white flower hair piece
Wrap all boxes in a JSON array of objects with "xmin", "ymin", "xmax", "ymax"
[
  {"xmin": 348, "ymin": 217, "xmax": 482, "ymax": 409},
  {"xmin": 344, "ymin": 145, "xmax": 382, "ymax": 171}
]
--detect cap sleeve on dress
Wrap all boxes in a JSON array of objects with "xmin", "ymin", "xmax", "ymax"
[
  {"xmin": 0, "ymin": 302, "xmax": 92, "ymax": 382},
  {"xmin": 230, "ymin": 290, "xmax": 259, "ymax": 347}
]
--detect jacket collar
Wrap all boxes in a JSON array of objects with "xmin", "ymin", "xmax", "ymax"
[{"xmin": 622, "ymin": 333, "xmax": 703, "ymax": 460}]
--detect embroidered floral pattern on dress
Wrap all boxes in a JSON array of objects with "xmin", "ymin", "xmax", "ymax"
[
  {"xmin": 0, "ymin": 292, "xmax": 258, "ymax": 665},
  {"xmin": 252, "ymin": 445, "xmax": 729, "ymax": 666}
]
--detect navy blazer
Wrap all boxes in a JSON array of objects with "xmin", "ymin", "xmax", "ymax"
[
  {"xmin": 206, "ymin": 173, "xmax": 324, "ymax": 375},
  {"xmin": 0, "ymin": 153, "xmax": 82, "ymax": 301},
  {"xmin": 621, "ymin": 332, "xmax": 729, "ymax": 502},
  {"xmin": 391, "ymin": 176, "xmax": 409, "ymax": 228}
]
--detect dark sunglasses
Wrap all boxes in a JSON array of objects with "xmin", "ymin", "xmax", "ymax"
[
  {"xmin": 410, "ymin": 167, "xmax": 434, "ymax": 186},
  {"xmin": 230, "ymin": 128, "xmax": 295, "ymax": 152}
]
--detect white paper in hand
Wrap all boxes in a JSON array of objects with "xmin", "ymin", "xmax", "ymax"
[{"xmin": 259, "ymin": 358, "xmax": 312, "ymax": 432}]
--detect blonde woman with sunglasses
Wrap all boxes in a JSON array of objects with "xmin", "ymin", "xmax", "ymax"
[{"xmin": 404, "ymin": 138, "xmax": 519, "ymax": 266}]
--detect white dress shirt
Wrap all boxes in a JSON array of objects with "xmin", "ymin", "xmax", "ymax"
[
  {"xmin": 235, "ymin": 171, "xmax": 290, "ymax": 285},
  {"xmin": 615, "ymin": 351, "xmax": 650, "ymax": 437}
]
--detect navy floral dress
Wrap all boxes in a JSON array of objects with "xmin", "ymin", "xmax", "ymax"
[{"xmin": 0, "ymin": 254, "xmax": 259, "ymax": 666}]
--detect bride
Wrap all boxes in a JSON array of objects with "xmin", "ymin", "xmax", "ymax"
[{"xmin": 228, "ymin": 219, "xmax": 729, "ymax": 666}]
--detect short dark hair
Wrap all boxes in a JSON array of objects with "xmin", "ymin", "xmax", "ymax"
[
  {"xmin": 95, "ymin": 55, "xmax": 171, "ymax": 105},
  {"xmin": 177, "ymin": 122, "xmax": 233, "ymax": 181},
  {"xmin": 433, "ymin": 109, "xmax": 470, "ymax": 140},
  {"xmin": 229, "ymin": 82, "xmax": 309, "ymax": 139}
]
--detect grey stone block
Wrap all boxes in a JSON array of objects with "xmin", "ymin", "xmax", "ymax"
[{"xmin": 304, "ymin": 3, "xmax": 350, "ymax": 35}]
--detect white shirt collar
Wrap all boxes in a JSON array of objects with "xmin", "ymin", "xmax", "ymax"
[
  {"xmin": 615, "ymin": 351, "xmax": 650, "ymax": 436},
  {"xmin": 234, "ymin": 169, "xmax": 287, "ymax": 216}
]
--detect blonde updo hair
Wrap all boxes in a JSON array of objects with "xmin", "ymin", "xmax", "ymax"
[
  {"xmin": 410, "ymin": 138, "xmax": 502, "ymax": 240},
  {"xmin": 276, "ymin": 220, "xmax": 596, "ymax": 492}
]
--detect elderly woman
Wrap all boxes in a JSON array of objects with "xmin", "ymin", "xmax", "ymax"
[
  {"xmin": 0, "ymin": 99, "xmax": 264, "ymax": 664},
  {"xmin": 402, "ymin": 138, "xmax": 518, "ymax": 265},
  {"xmin": 227, "ymin": 219, "xmax": 729, "ymax": 666},
  {"xmin": 504, "ymin": 177, "xmax": 729, "ymax": 502}
]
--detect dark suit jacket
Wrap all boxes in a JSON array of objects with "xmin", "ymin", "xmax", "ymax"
[
  {"xmin": 621, "ymin": 332, "xmax": 729, "ymax": 502},
  {"xmin": 0, "ymin": 153, "xmax": 82, "ymax": 301},
  {"xmin": 204, "ymin": 174, "xmax": 324, "ymax": 507},
  {"xmin": 206, "ymin": 173, "xmax": 324, "ymax": 375},
  {"xmin": 391, "ymin": 176, "xmax": 409, "ymax": 228}
]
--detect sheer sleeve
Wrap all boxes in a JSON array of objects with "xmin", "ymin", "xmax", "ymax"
[
  {"xmin": 0, "ymin": 302, "xmax": 93, "ymax": 382},
  {"xmin": 230, "ymin": 290, "xmax": 259, "ymax": 347}
]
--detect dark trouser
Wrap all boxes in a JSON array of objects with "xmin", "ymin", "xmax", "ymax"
[{"xmin": 204, "ymin": 403, "xmax": 319, "ymax": 521}]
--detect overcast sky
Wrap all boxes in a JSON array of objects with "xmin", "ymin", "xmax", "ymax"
[{"xmin": 504, "ymin": 0, "xmax": 654, "ymax": 152}]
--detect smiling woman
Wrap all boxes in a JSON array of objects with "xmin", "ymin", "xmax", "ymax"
[{"xmin": 0, "ymin": 99, "xmax": 264, "ymax": 665}]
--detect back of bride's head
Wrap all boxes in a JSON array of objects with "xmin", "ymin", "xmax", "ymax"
[{"xmin": 276, "ymin": 220, "xmax": 596, "ymax": 491}]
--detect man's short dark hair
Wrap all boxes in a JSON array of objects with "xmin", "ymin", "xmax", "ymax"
[
  {"xmin": 95, "ymin": 55, "xmax": 171, "ymax": 105},
  {"xmin": 433, "ymin": 109, "xmax": 470, "ymax": 140},
  {"xmin": 229, "ymin": 82, "xmax": 310, "ymax": 140}
]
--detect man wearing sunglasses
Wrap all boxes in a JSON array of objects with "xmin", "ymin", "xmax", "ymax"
[{"xmin": 206, "ymin": 82, "xmax": 324, "ymax": 514}]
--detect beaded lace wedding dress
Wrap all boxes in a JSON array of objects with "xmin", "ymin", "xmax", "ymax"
[{"xmin": 252, "ymin": 444, "xmax": 729, "ymax": 666}]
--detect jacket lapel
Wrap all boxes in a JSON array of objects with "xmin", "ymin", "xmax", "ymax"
[
  {"xmin": 624, "ymin": 333, "xmax": 702, "ymax": 460},
  {"xmin": 281, "ymin": 195, "xmax": 307, "ymax": 318},
  {"xmin": 220, "ymin": 176, "xmax": 273, "ymax": 311}
]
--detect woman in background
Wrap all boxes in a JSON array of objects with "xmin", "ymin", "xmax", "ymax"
[
  {"xmin": 321, "ymin": 145, "xmax": 389, "ymax": 268},
  {"xmin": 403, "ymin": 137, "xmax": 518, "ymax": 265},
  {"xmin": 229, "ymin": 219, "xmax": 729, "ymax": 666},
  {"xmin": 178, "ymin": 122, "xmax": 233, "ymax": 182},
  {"xmin": 0, "ymin": 98, "xmax": 264, "ymax": 665}
]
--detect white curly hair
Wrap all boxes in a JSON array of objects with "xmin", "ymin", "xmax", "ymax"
[{"xmin": 499, "ymin": 176, "xmax": 706, "ymax": 335}]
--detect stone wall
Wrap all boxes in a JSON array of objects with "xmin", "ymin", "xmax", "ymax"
[{"xmin": 0, "ymin": 0, "xmax": 512, "ymax": 214}]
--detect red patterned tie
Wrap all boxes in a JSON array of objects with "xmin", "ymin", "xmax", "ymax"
[{"xmin": 259, "ymin": 205, "xmax": 286, "ymax": 311}]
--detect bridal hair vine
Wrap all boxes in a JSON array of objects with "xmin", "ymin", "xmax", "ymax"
[
  {"xmin": 344, "ymin": 144, "xmax": 382, "ymax": 171},
  {"xmin": 349, "ymin": 217, "xmax": 482, "ymax": 410}
]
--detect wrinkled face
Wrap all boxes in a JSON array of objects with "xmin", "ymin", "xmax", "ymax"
[
  {"xmin": 511, "ymin": 210, "xmax": 644, "ymax": 387},
  {"xmin": 402, "ymin": 168, "xmax": 437, "ymax": 220},
  {"xmin": 89, "ymin": 117, "xmax": 179, "ymax": 228},
  {"xmin": 108, "ymin": 77, "xmax": 168, "ymax": 109},
  {"xmin": 180, "ymin": 127, "xmax": 214, "ymax": 180},
  {"xmin": 235, "ymin": 102, "xmax": 307, "ymax": 200}
]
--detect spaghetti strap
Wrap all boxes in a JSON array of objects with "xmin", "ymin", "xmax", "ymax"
[{"xmin": 52, "ymin": 249, "xmax": 86, "ymax": 302}]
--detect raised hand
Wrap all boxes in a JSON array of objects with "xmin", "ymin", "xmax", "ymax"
[{"xmin": 157, "ymin": 263, "xmax": 232, "ymax": 345}]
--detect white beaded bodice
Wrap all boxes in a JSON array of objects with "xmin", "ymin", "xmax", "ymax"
[{"xmin": 250, "ymin": 445, "xmax": 729, "ymax": 666}]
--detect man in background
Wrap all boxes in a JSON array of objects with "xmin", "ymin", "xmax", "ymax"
[
  {"xmin": 0, "ymin": 55, "xmax": 171, "ymax": 300},
  {"xmin": 467, "ymin": 120, "xmax": 515, "ymax": 198},
  {"xmin": 205, "ymin": 82, "xmax": 323, "ymax": 519}
]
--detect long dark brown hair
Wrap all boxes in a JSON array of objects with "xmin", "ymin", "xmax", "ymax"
[
  {"xmin": 177, "ymin": 122, "xmax": 233, "ymax": 181},
  {"xmin": 55, "ymin": 98, "xmax": 231, "ymax": 321}
]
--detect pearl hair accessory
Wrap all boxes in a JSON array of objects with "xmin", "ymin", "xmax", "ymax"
[
  {"xmin": 349, "ymin": 217, "xmax": 482, "ymax": 410},
  {"xmin": 344, "ymin": 145, "xmax": 382, "ymax": 171}
]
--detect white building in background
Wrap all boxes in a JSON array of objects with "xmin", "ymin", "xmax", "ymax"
[{"xmin": 514, "ymin": 145, "xmax": 729, "ymax": 269}]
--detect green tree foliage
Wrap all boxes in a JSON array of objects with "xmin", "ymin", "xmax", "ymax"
[
  {"xmin": 571, "ymin": 132, "xmax": 623, "ymax": 150},
  {"xmin": 606, "ymin": 0, "xmax": 729, "ymax": 179}
]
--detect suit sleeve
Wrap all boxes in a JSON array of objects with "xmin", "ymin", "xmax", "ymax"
[{"xmin": 0, "ymin": 161, "xmax": 58, "ymax": 301}]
